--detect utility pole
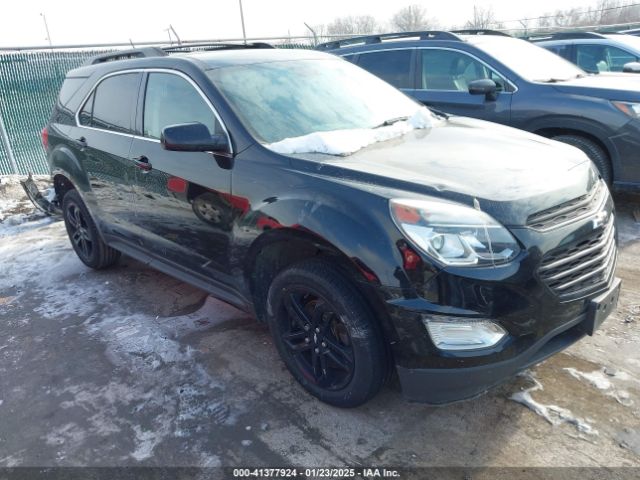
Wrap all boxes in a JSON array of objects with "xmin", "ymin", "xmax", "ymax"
[
  {"xmin": 169, "ymin": 24, "xmax": 182, "ymax": 46},
  {"xmin": 238, "ymin": 0, "xmax": 247, "ymax": 44},
  {"xmin": 40, "ymin": 13, "xmax": 52, "ymax": 47},
  {"xmin": 519, "ymin": 20, "xmax": 528, "ymax": 37},
  {"xmin": 304, "ymin": 22, "xmax": 318, "ymax": 46}
]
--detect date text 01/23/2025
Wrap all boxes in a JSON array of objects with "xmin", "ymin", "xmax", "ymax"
[{"xmin": 231, "ymin": 468, "xmax": 401, "ymax": 478}]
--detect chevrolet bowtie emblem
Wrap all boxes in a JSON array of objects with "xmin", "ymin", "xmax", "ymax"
[{"xmin": 592, "ymin": 210, "xmax": 608, "ymax": 230}]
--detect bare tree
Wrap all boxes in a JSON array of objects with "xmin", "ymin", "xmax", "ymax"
[
  {"xmin": 391, "ymin": 5, "xmax": 438, "ymax": 31},
  {"xmin": 465, "ymin": 6, "xmax": 504, "ymax": 29},
  {"xmin": 535, "ymin": 0, "xmax": 640, "ymax": 30},
  {"xmin": 326, "ymin": 15, "xmax": 379, "ymax": 36}
]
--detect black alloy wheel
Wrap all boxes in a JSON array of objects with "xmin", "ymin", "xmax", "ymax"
[
  {"xmin": 279, "ymin": 289, "xmax": 355, "ymax": 390},
  {"xmin": 267, "ymin": 259, "xmax": 387, "ymax": 407},
  {"xmin": 62, "ymin": 189, "xmax": 120, "ymax": 269},
  {"xmin": 66, "ymin": 201, "xmax": 93, "ymax": 261}
]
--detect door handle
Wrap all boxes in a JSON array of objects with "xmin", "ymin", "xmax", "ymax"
[{"xmin": 132, "ymin": 155, "xmax": 152, "ymax": 172}]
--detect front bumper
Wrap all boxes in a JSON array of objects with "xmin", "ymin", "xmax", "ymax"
[
  {"xmin": 20, "ymin": 174, "xmax": 60, "ymax": 215},
  {"xmin": 396, "ymin": 276, "xmax": 621, "ymax": 404}
]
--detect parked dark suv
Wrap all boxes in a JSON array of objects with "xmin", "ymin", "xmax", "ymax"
[
  {"xmin": 532, "ymin": 32, "xmax": 640, "ymax": 74},
  {"xmin": 34, "ymin": 44, "xmax": 620, "ymax": 407},
  {"xmin": 319, "ymin": 30, "xmax": 640, "ymax": 190}
]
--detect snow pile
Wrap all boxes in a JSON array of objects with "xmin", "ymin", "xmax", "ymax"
[
  {"xmin": 564, "ymin": 367, "xmax": 612, "ymax": 390},
  {"xmin": 510, "ymin": 372, "xmax": 598, "ymax": 436},
  {"xmin": 266, "ymin": 107, "xmax": 438, "ymax": 156},
  {"xmin": 0, "ymin": 175, "xmax": 52, "ymax": 233},
  {"xmin": 564, "ymin": 367, "xmax": 635, "ymax": 407}
]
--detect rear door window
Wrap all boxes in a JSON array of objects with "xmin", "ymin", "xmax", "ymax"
[
  {"xmin": 91, "ymin": 73, "xmax": 140, "ymax": 133},
  {"xmin": 142, "ymin": 72, "xmax": 221, "ymax": 140},
  {"xmin": 356, "ymin": 49, "xmax": 414, "ymax": 89},
  {"xmin": 79, "ymin": 73, "xmax": 140, "ymax": 133},
  {"xmin": 78, "ymin": 91, "xmax": 94, "ymax": 126}
]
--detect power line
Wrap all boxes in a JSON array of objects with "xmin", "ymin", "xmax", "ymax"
[
  {"xmin": 492, "ymin": 1, "xmax": 640, "ymax": 26},
  {"xmin": 500, "ymin": 19, "xmax": 640, "ymax": 32}
]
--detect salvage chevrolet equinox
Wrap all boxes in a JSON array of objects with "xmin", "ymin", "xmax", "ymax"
[{"xmin": 34, "ymin": 44, "xmax": 621, "ymax": 407}]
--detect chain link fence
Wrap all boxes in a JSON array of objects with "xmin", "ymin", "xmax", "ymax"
[{"xmin": 0, "ymin": 40, "xmax": 314, "ymax": 176}]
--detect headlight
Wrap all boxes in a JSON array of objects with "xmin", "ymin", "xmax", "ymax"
[
  {"xmin": 390, "ymin": 198, "xmax": 520, "ymax": 267},
  {"xmin": 612, "ymin": 101, "xmax": 640, "ymax": 118}
]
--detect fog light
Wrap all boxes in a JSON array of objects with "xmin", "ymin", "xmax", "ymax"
[{"xmin": 424, "ymin": 317, "xmax": 506, "ymax": 351}]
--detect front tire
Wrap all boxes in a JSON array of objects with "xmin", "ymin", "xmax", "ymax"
[
  {"xmin": 552, "ymin": 134, "xmax": 612, "ymax": 185},
  {"xmin": 266, "ymin": 259, "xmax": 387, "ymax": 407},
  {"xmin": 62, "ymin": 190, "xmax": 120, "ymax": 269}
]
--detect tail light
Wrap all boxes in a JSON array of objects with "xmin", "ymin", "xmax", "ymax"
[{"xmin": 41, "ymin": 127, "xmax": 49, "ymax": 150}]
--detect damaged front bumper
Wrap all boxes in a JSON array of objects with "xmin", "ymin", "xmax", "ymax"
[{"xmin": 20, "ymin": 174, "xmax": 61, "ymax": 216}]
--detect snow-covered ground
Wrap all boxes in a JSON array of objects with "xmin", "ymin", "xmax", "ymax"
[{"xmin": 0, "ymin": 175, "xmax": 639, "ymax": 468}]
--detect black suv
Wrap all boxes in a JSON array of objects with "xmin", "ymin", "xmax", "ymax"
[
  {"xmin": 36, "ymin": 44, "xmax": 620, "ymax": 407},
  {"xmin": 319, "ymin": 30, "xmax": 640, "ymax": 190}
]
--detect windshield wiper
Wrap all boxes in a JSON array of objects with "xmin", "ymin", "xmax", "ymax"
[
  {"xmin": 373, "ymin": 116, "xmax": 409, "ymax": 128},
  {"xmin": 429, "ymin": 108, "xmax": 450, "ymax": 119},
  {"xmin": 535, "ymin": 78, "xmax": 567, "ymax": 83},
  {"xmin": 535, "ymin": 75, "xmax": 585, "ymax": 83}
]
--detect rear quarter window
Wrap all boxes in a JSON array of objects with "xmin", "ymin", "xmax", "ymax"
[{"xmin": 58, "ymin": 77, "xmax": 87, "ymax": 106}]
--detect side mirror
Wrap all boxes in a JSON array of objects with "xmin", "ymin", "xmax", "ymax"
[
  {"xmin": 623, "ymin": 61, "xmax": 640, "ymax": 73},
  {"xmin": 161, "ymin": 122, "xmax": 230, "ymax": 153},
  {"xmin": 468, "ymin": 79, "xmax": 498, "ymax": 101}
]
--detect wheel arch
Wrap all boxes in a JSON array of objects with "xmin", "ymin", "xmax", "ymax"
[
  {"xmin": 529, "ymin": 116, "xmax": 619, "ymax": 179},
  {"xmin": 49, "ymin": 144, "xmax": 91, "ymax": 197},
  {"xmin": 244, "ymin": 226, "xmax": 400, "ymax": 365}
]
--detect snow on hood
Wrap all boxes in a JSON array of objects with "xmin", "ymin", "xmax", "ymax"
[{"xmin": 265, "ymin": 107, "xmax": 439, "ymax": 156}]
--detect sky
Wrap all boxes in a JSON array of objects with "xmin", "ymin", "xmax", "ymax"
[{"xmin": 0, "ymin": 0, "xmax": 601, "ymax": 48}]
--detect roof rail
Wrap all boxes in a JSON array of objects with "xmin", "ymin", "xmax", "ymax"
[
  {"xmin": 163, "ymin": 42, "xmax": 275, "ymax": 53},
  {"xmin": 83, "ymin": 42, "xmax": 274, "ymax": 66},
  {"xmin": 316, "ymin": 31, "xmax": 461, "ymax": 50},
  {"xmin": 452, "ymin": 29, "xmax": 511, "ymax": 37},
  {"xmin": 83, "ymin": 47, "xmax": 167, "ymax": 65},
  {"xmin": 529, "ymin": 31, "xmax": 606, "ymax": 42}
]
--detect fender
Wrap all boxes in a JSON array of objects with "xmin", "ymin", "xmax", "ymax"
[
  {"xmin": 238, "ymin": 187, "xmax": 437, "ymax": 292},
  {"xmin": 48, "ymin": 141, "xmax": 108, "ymax": 237}
]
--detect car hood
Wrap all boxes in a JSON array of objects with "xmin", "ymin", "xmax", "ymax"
[
  {"xmin": 286, "ymin": 117, "xmax": 597, "ymax": 227},
  {"xmin": 550, "ymin": 74, "xmax": 640, "ymax": 100}
]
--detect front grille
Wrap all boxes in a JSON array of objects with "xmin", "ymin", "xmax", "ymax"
[
  {"xmin": 539, "ymin": 214, "xmax": 616, "ymax": 299},
  {"xmin": 527, "ymin": 181, "xmax": 606, "ymax": 231}
]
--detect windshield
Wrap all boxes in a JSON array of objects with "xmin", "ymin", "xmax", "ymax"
[
  {"xmin": 605, "ymin": 34, "xmax": 640, "ymax": 53},
  {"xmin": 470, "ymin": 37, "xmax": 586, "ymax": 82},
  {"xmin": 207, "ymin": 58, "xmax": 421, "ymax": 144}
]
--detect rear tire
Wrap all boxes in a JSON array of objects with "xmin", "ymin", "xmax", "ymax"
[
  {"xmin": 552, "ymin": 134, "xmax": 612, "ymax": 185},
  {"xmin": 62, "ymin": 190, "xmax": 120, "ymax": 270},
  {"xmin": 266, "ymin": 258, "xmax": 387, "ymax": 407}
]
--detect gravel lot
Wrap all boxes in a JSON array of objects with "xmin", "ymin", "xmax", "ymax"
[{"xmin": 0, "ymin": 176, "xmax": 639, "ymax": 473}]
